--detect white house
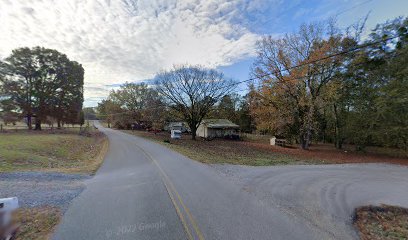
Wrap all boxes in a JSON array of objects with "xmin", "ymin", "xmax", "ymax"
[{"xmin": 196, "ymin": 119, "xmax": 239, "ymax": 138}]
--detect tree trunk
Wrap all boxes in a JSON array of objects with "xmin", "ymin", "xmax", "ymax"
[
  {"xmin": 301, "ymin": 102, "xmax": 315, "ymax": 150},
  {"xmin": 300, "ymin": 128, "xmax": 312, "ymax": 150},
  {"xmin": 304, "ymin": 126, "xmax": 312, "ymax": 149},
  {"xmin": 300, "ymin": 121, "xmax": 312, "ymax": 150},
  {"xmin": 334, "ymin": 124, "xmax": 343, "ymax": 149},
  {"xmin": 300, "ymin": 133, "xmax": 306, "ymax": 150},
  {"xmin": 301, "ymin": 139, "xmax": 306, "ymax": 149},
  {"xmin": 191, "ymin": 126, "xmax": 197, "ymax": 140},
  {"xmin": 34, "ymin": 119, "xmax": 42, "ymax": 130},
  {"xmin": 57, "ymin": 120, "xmax": 61, "ymax": 129},
  {"xmin": 333, "ymin": 103, "xmax": 342, "ymax": 149},
  {"xmin": 187, "ymin": 120, "xmax": 199, "ymax": 140},
  {"xmin": 27, "ymin": 115, "xmax": 32, "ymax": 130}
]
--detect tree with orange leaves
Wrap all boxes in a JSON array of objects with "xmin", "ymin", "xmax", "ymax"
[{"xmin": 251, "ymin": 21, "xmax": 355, "ymax": 149}]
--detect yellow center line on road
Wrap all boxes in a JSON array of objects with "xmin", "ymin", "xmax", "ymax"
[
  {"xmin": 134, "ymin": 144, "xmax": 205, "ymax": 240},
  {"xmin": 160, "ymin": 171, "xmax": 194, "ymax": 240}
]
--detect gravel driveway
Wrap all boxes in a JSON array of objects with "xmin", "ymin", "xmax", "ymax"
[
  {"xmin": 0, "ymin": 172, "xmax": 90, "ymax": 211},
  {"xmin": 212, "ymin": 163, "xmax": 408, "ymax": 239}
]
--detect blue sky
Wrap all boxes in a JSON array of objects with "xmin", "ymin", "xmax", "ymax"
[
  {"xmin": 0, "ymin": 0, "xmax": 407, "ymax": 106},
  {"xmin": 219, "ymin": 0, "xmax": 408, "ymax": 90}
]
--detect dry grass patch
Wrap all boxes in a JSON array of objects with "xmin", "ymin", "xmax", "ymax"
[
  {"xmin": 242, "ymin": 134, "xmax": 408, "ymax": 164},
  {"xmin": 13, "ymin": 206, "xmax": 61, "ymax": 240},
  {"xmin": 354, "ymin": 205, "xmax": 408, "ymax": 240},
  {"xmin": 0, "ymin": 130, "xmax": 108, "ymax": 174},
  {"xmin": 122, "ymin": 130, "xmax": 323, "ymax": 166},
  {"xmin": 123, "ymin": 130, "xmax": 407, "ymax": 166}
]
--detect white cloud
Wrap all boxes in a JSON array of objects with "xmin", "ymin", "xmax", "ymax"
[{"xmin": 0, "ymin": 0, "xmax": 260, "ymax": 106}]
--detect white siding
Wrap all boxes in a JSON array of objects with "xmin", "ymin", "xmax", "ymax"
[
  {"xmin": 196, "ymin": 125, "xmax": 238, "ymax": 138},
  {"xmin": 196, "ymin": 124, "xmax": 207, "ymax": 137}
]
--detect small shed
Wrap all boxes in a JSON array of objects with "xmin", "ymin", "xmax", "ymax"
[{"xmin": 196, "ymin": 119, "xmax": 239, "ymax": 139}]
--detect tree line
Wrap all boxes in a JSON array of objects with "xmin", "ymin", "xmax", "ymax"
[
  {"xmin": 97, "ymin": 82, "xmax": 165, "ymax": 130},
  {"xmin": 250, "ymin": 17, "xmax": 407, "ymax": 150},
  {"xmin": 97, "ymin": 79, "xmax": 254, "ymax": 137},
  {"xmin": 0, "ymin": 47, "xmax": 85, "ymax": 130},
  {"xmin": 95, "ymin": 17, "xmax": 407, "ymax": 152},
  {"xmin": 97, "ymin": 66, "xmax": 242, "ymax": 139}
]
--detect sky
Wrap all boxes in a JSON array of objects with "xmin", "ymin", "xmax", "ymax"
[{"xmin": 0, "ymin": 0, "xmax": 407, "ymax": 107}]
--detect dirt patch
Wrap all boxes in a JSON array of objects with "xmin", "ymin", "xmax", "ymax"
[
  {"xmin": 354, "ymin": 205, "xmax": 408, "ymax": 240},
  {"xmin": 13, "ymin": 206, "xmax": 62, "ymax": 240}
]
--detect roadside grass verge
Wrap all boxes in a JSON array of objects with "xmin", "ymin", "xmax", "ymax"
[
  {"xmin": 99, "ymin": 121, "xmax": 110, "ymax": 128},
  {"xmin": 121, "ymin": 130, "xmax": 407, "ymax": 166},
  {"xmin": 0, "ymin": 129, "xmax": 108, "ymax": 174},
  {"xmin": 354, "ymin": 205, "xmax": 408, "ymax": 240},
  {"xmin": 243, "ymin": 133, "xmax": 408, "ymax": 160},
  {"xmin": 13, "ymin": 206, "xmax": 61, "ymax": 240},
  {"xmin": 1, "ymin": 127, "xmax": 108, "ymax": 239},
  {"xmin": 122, "ymin": 130, "xmax": 324, "ymax": 166}
]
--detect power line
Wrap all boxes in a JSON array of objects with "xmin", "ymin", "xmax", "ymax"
[
  {"xmin": 98, "ymin": 34, "xmax": 400, "ymax": 117},
  {"xmin": 214, "ymin": 34, "xmax": 399, "ymax": 91},
  {"xmin": 335, "ymin": 0, "xmax": 374, "ymax": 16},
  {"xmin": 234, "ymin": 50, "xmax": 401, "ymax": 95},
  {"xmin": 254, "ymin": 51, "xmax": 403, "ymax": 104}
]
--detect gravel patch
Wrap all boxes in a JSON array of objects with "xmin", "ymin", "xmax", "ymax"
[
  {"xmin": 0, "ymin": 172, "xmax": 91, "ymax": 212},
  {"xmin": 210, "ymin": 163, "xmax": 408, "ymax": 239}
]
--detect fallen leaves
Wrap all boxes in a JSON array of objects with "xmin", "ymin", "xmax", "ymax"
[{"xmin": 354, "ymin": 205, "xmax": 408, "ymax": 240}]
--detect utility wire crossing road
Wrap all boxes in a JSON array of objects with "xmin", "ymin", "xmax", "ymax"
[{"xmin": 53, "ymin": 122, "xmax": 408, "ymax": 240}]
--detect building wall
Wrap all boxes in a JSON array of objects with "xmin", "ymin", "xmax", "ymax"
[
  {"xmin": 211, "ymin": 129, "xmax": 237, "ymax": 138},
  {"xmin": 196, "ymin": 124, "xmax": 207, "ymax": 137},
  {"xmin": 196, "ymin": 125, "xmax": 238, "ymax": 138}
]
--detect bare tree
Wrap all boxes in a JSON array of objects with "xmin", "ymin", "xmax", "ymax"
[{"xmin": 155, "ymin": 65, "xmax": 235, "ymax": 140}]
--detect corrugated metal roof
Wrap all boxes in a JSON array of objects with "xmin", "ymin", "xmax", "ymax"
[{"xmin": 201, "ymin": 119, "xmax": 239, "ymax": 129}]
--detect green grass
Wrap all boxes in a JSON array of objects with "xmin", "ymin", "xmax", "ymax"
[
  {"xmin": 0, "ymin": 131, "xmax": 108, "ymax": 174},
  {"xmin": 122, "ymin": 130, "xmax": 323, "ymax": 166},
  {"xmin": 354, "ymin": 205, "xmax": 408, "ymax": 240}
]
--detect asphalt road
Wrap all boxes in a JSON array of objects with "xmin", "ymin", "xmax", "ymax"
[
  {"xmin": 213, "ymin": 163, "xmax": 408, "ymax": 239},
  {"xmin": 53, "ymin": 122, "xmax": 408, "ymax": 240}
]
